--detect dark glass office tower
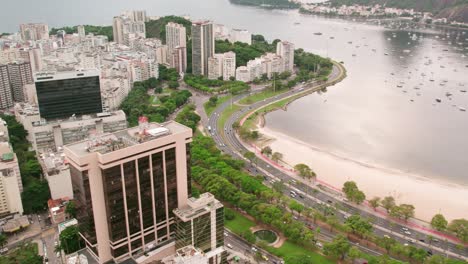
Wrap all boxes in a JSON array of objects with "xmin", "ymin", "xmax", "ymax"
[{"xmin": 35, "ymin": 70, "xmax": 103, "ymax": 120}]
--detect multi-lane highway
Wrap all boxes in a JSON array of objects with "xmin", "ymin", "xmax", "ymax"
[{"xmin": 207, "ymin": 63, "xmax": 468, "ymax": 262}]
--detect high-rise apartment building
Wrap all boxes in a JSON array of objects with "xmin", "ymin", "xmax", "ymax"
[
  {"xmin": 123, "ymin": 10, "xmax": 147, "ymax": 23},
  {"xmin": 7, "ymin": 61, "xmax": 34, "ymax": 102},
  {"xmin": 77, "ymin": 25, "xmax": 86, "ymax": 41},
  {"xmin": 276, "ymin": 41, "xmax": 295, "ymax": 72},
  {"xmin": 230, "ymin": 29, "xmax": 251, "ymax": 45},
  {"xmin": 208, "ymin": 54, "xmax": 224, "ymax": 80},
  {"xmin": 34, "ymin": 69, "xmax": 103, "ymax": 120},
  {"xmin": 113, "ymin": 13, "xmax": 146, "ymax": 45},
  {"xmin": 0, "ymin": 65, "xmax": 14, "ymax": 109},
  {"xmin": 191, "ymin": 21, "xmax": 214, "ymax": 76},
  {"xmin": 166, "ymin": 22, "xmax": 187, "ymax": 74},
  {"xmin": 174, "ymin": 193, "xmax": 226, "ymax": 264},
  {"xmin": 0, "ymin": 118, "xmax": 24, "ymax": 216},
  {"xmin": 170, "ymin": 46, "xmax": 187, "ymax": 74},
  {"xmin": 166, "ymin": 23, "xmax": 186, "ymax": 51},
  {"xmin": 208, "ymin": 52, "xmax": 236, "ymax": 80},
  {"xmin": 222, "ymin": 51, "xmax": 236, "ymax": 81},
  {"xmin": 18, "ymin": 48, "xmax": 43, "ymax": 72},
  {"xmin": 19, "ymin": 23, "xmax": 49, "ymax": 42},
  {"xmin": 64, "ymin": 120, "xmax": 193, "ymax": 263}
]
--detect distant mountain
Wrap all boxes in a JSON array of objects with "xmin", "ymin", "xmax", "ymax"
[
  {"xmin": 329, "ymin": 0, "xmax": 468, "ymax": 22},
  {"xmin": 229, "ymin": 0, "xmax": 300, "ymax": 9}
]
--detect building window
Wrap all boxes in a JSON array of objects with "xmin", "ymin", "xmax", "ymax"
[
  {"xmin": 102, "ymin": 165, "xmax": 126, "ymax": 242},
  {"xmin": 165, "ymin": 148, "xmax": 178, "ymax": 219},
  {"xmin": 138, "ymin": 156, "xmax": 154, "ymax": 229},
  {"xmin": 152, "ymin": 152, "xmax": 166, "ymax": 223},
  {"xmin": 124, "ymin": 161, "xmax": 140, "ymax": 235}
]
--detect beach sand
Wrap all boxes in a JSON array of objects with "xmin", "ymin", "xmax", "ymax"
[{"xmin": 258, "ymin": 125, "xmax": 468, "ymax": 222}]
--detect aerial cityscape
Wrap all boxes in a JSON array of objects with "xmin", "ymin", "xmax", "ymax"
[{"xmin": 0, "ymin": 0, "xmax": 467, "ymax": 263}]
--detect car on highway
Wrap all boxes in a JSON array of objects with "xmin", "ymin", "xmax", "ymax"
[
  {"xmin": 251, "ymin": 247, "xmax": 258, "ymax": 252},
  {"xmin": 227, "ymin": 243, "xmax": 233, "ymax": 249},
  {"xmin": 404, "ymin": 231, "xmax": 412, "ymax": 235},
  {"xmin": 401, "ymin": 227, "xmax": 409, "ymax": 231},
  {"xmin": 224, "ymin": 232, "xmax": 228, "ymax": 237},
  {"xmin": 262, "ymin": 255, "xmax": 269, "ymax": 261}
]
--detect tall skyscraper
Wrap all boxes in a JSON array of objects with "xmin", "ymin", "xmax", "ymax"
[
  {"xmin": 0, "ymin": 65, "xmax": 14, "ymax": 109},
  {"xmin": 7, "ymin": 61, "xmax": 33, "ymax": 102},
  {"xmin": 113, "ymin": 13, "xmax": 146, "ymax": 45},
  {"xmin": 34, "ymin": 69, "xmax": 103, "ymax": 120},
  {"xmin": 64, "ymin": 119, "xmax": 193, "ymax": 263},
  {"xmin": 19, "ymin": 23, "xmax": 49, "ymax": 41},
  {"xmin": 166, "ymin": 22, "xmax": 187, "ymax": 51},
  {"xmin": 191, "ymin": 21, "xmax": 214, "ymax": 76},
  {"xmin": 166, "ymin": 23, "xmax": 187, "ymax": 74},
  {"xmin": 276, "ymin": 41, "xmax": 295, "ymax": 73}
]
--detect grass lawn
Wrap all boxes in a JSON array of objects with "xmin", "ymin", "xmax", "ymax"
[
  {"xmin": 238, "ymin": 89, "xmax": 286, "ymax": 105},
  {"xmin": 218, "ymin": 103, "xmax": 241, "ymax": 130},
  {"xmin": 267, "ymin": 241, "xmax": 335, "ymax": 264},
  {"xmin": 203, "ymin": 95, "xmax": 232, "ymax": 117},
  {"xmin": 225, "ymin": 209, "xmax": 255, "ymax": 235}
]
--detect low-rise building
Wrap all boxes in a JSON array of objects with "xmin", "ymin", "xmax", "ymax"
[
  {"xmin": 40, "ymin": 151, "xmax": 73, "ymax": 200},
  {"xmin": 28, "ymin": 110, "xmax": 127, "ymax": 153},
  {"xmin": 173, "ymin": 193, "xmax": 226, "ymax": 264}
]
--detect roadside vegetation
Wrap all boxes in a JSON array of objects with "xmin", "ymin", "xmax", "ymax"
[
  {"xmin": 184, "ymin": 75, "xmax": 250, "ymax": 94},
  {"xmin": 119, "ymin": 65, "xmax": 190, "ymax": 126},
  {"xmin": 0, "ymin": 243, "xmax": 42, "ymax": 264},
  {"xmin": 50, "ymin": 25, "xmax": 113, "ymax": 41},
  {"xmin": 0, "ymin": 115, "xmax": 50, "ymax": 214}
]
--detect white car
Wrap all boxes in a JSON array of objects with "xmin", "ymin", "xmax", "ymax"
[
  {"xmin": 224, "ymin": 232, "xmax": 228, "ymax": 237},
  {"xmin": 227, "ymin": 243, "xmax": 233, "ymax": 249},
  {"xmin": 404, "ymin": 231, "xmax": 412, "ymax": 235},
  {"xmin": 251, "ymin": 247, "xmax": 258, "ymax": 252}
]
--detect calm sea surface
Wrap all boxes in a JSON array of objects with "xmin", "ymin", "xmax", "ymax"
[{"xmin": 2, "ymin": 0, "xmax": 468, "ymax": 184}]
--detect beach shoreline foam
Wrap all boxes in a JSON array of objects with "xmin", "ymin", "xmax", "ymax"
[{"xmin": 258, "ymin": 125, "xmax": 468, "ymax": 222}]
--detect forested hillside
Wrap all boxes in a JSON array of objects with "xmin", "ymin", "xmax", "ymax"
[{"xmin": 329, "ymin": 0, "xmax": 468, "ymax": 22}]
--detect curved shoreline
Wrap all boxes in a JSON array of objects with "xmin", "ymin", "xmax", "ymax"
[{"xmin": 235, "ymin": 60, "xmax": 468, "ymax": 222}]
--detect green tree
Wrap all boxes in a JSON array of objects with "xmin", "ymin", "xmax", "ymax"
[
  {"xmin": 65, "ymin": 201, "xmax": 77, "ymax": 218},
  {"xmin": 0, "ymin": 234, "xmax": 7, "ymax": 249},
  {"xmin": 294, "ymin": 163, "xmax": 315, "ymax": 180},
  {"xmin": 347, "ymin": 246, "xmax": 362, "ymax": 262},
  {"xmin": 448, "ymin": 219, "xmax": 468, "ymax": 243},
  {"xmin": 261, "ymin": 146, "xmax": 272, "ymax": 156},
  {"xmin": 431, "ymin": 214, "xmax": 448, "ymax": 231},
  {"xmin": 59, "ymin": 226, "xmax": 84, "ymax": 254},
  {"xmin": 208, "ymin": 96, "xmax": 218, "ymax": 106},
  {"xmin": 21, "ymin": 178, "xmax": 51, "ymax": 213},
  {"xmin": 243, "ymin": 151, "xmax": 256, "ymax": 164},
  {"xmin": 399, "ymin": 204, "xmax": 415, "ymax": 222},
  {"xmin": 345, "ymin": 215, "xmax": 373, "ymax": 238},
  {"xmin": 342, "ymin": 181, "xmax": 366, "ymax": 204},
  {"xmin": 369, "ymin": 197, "xmax": 380, "ymax": 211},
  {"xmin": 232, "ymin": 121, "xmax": 240, "ymax": 131},
  {"xmin": 271, "ymin": 152, "xmax": 283, "ymax": 163},
  {"xmin": 323, "ymin": 235, "xmax": 351, "ymax": 260},
  {"xmin": 289, "ymin": 200, "xmax": 305, "ymax": 216},
  {"xmin": 381, "ymin": 196, "xmax": 396, "ymax": 212}
]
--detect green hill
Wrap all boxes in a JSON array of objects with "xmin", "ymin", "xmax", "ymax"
[
  {"xmin": 229, "ymin": 0, "xmax": 300, "ymax": 9},
  {"xmin": 329, "ymin": 0, "xmax": 468, "ymax": 22}
]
